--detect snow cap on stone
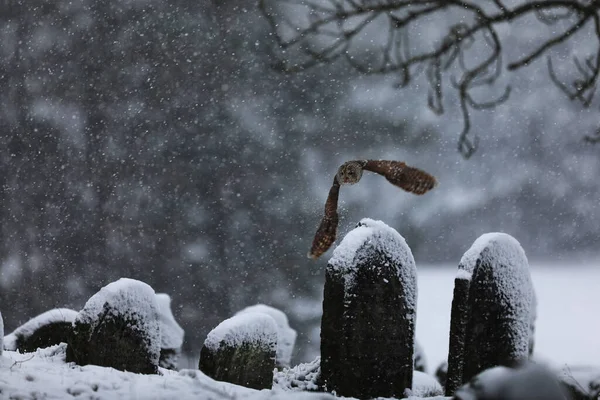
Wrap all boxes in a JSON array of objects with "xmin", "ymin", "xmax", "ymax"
[
  {"xmin": 3, "ymin": 308, "xmax": 77, "ymax": 351},
  {"xmin": 204, "ymin": 312, "xmax": 277, "ymax": 353},
  {"xmin": 459, "ymin": 232, "xmax": 528, "ymax": 280},
  {"xmin": 75, "ymin": 278, "xmax": 161, "ymax": 365},
  {"xmin": 236, "ymin": 304, "xmax": 296, "ymax": 366},
  {"xmin": 328, "ymin": 218, "xmax": 417, "ymax": 308}
]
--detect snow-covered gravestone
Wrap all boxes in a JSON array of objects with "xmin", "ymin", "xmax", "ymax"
[
  {"xmin": 319, "ymin": 218, "xmax": 417, "ymax": 399},
  {"xmin": 452, "ymin": 233, "xmax": 536, "ymax": 390},
  {"xmin": 66, "ymin": 278, "xmax": 161, "ymax": 374},
  {"xmin": 156, "ymin": 293, "xmax": 184, "ymax": 370},
  {"xmin": 0, "ymin": 311, "xmax": 3, "ymax": 355},
  {"xmin": 3, "ymin": 308, "xmax": 77, "ymax": 353},
  {"xmin": 199, "ymin": 312, "xmax": 278, "ymax": 390},
  {"xmin": 235, "ymin": 304, "xmax": 297, "ymax": 368}
]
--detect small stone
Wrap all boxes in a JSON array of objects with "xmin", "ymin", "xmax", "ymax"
[
  {"xmin": 3, "ymin": 308, "xmax": 77, "ymax": 353},
  {"xmin": 66, "ymin": 278, "xmax": 161, "ymax": 374},
  {"xmin": 199, "ymin": 312, "xmax": 277, "ymax": 390}
]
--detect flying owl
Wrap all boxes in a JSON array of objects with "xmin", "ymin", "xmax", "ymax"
[{"xmin": 308, "ymin": 160, "xmax": 437, "ymax": 259}]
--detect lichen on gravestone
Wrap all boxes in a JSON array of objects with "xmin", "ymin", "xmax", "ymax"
[
  {"xmin": 319, "ymin": 218, "xmax": 417, "ymax": 399},
  {"xmin": 66, "ymin": 278, "xmax": 161, "ymax": 374},
  {"xmin": 199, "ymin": 312, "xmax": 278, "ymax": 390}
]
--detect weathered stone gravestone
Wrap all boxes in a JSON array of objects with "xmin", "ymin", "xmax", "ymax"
[
  {"xmin": 235, "ymin": 304, "xmax": 297, "ymax": 368},
  {"xmin": 199, "ymin": 312, "xmax": 277, "ymax": 390},
  {"xmin": 446, "ymin": 233, "xmax": 536, "ymax": 395},
  {"xmin": 319, "ymin": 218, "xmax": 417, "ymax": 399},
  {"xmin": 66, "ymin": 278, "xmax": 161, "ymax": 374},
  {"xmin": 3, "ymin": 308, "xmax": 77, "ymax": 353},
  {"xmin": 0, "ymin": 311, "xmax": 3, "ymax": 355},
  {"xmin": 156, "ymin": 293, "xmax": 184, "ymax": 370}
]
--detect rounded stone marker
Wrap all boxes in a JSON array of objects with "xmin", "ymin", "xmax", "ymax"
[
  {"xmin": 199, "ymin": 312, "xmax": 277, "ymax": 390},
  {"xmin": 66, "ymin": 278, "xmax": 161, "ymax": 374},
  {"xmin": 320, "ymin": 218, "xmax": 417, "ymax": 399}
]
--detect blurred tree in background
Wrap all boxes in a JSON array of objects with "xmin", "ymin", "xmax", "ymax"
[
  {"xmin": 0, "ymin": 0, "xmax": 598, "ymax": 364},
  {"xmin": 0, "ymin": 0, "xmax": 333, "ymax": 360}
]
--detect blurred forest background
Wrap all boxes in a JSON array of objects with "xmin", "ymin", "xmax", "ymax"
[{"xmin": 1, "ymin": 0, "xmax": 599, "ymax": 364}]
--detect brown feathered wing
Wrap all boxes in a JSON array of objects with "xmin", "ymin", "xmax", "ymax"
[
  {"xmin": 308, "ymin": 160, "xmax": 437, "ymax": 259},
  {"xmin": 308, "ymin": 176, "xmax": 340, "ymax": 259},
  {"xmin": 364, "ymin": 160, "xmax": 437, "ymax": 194}
]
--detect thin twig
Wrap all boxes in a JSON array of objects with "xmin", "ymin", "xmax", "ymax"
[
  {"xmin": 508, "ymin": 15, "xmax": 591, "ymax": 70},
  {"xmin": 10, "ymin": 354, "xmax": 35, "ymax": 371}
]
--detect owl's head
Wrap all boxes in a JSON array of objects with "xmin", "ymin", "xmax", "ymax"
[{"xmin": 337, "ymin": 161, "xmax": 364, "ymax": 185}]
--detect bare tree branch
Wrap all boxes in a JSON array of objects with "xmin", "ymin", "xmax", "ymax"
[
  {"xmin": 260, "ymin": 0, "xmax": 600, "ymax": 157},
  {"xmin": 491, "ymin": 0, "xmax": 508, "ymax": 13},
  {"xmin": 508, "ymin": 14, "xmax": 591, "ymax": 70}
]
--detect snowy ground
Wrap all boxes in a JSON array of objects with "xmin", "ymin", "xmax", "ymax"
[
  {"xmin": 0, "ymin": 344, "xmax": 444, "ymax": 400},
  {"xmin": 0, "ymin": 344, "xmax": 313, "ymax": 400},
  {"xmin": 416, "ymin": 261, "xmax": 600, "ymax": 372},
  {"xmin": 0, "ymin": 261, "xmax": 598, "ymax": 399}
]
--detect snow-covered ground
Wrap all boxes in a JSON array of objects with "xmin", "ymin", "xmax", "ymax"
[
  {"xmin": 0, "ymin": 344, "xmax": 444, "ymax": 400},
  {"xmin": 416, "ymin": 261, "xmax": 600, "ymax": 372},
  {"xmin": 0, "ymin": 262, "xmax": 597, "ymax": 399},
  {"xmin": 0, "ymin": 344, "xmax": 313, "ymax": 400}
]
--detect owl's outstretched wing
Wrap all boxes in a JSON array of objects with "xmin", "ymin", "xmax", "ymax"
[
  {"xmin": 308, "ymin": 176, "xmax": 340, "ymax": 260},
  {"xmin": 308, "ymin": 160, "xmax": 437, "ymax": 260},
  {"xmin": 364, "ymin": 160, "xmax": 437, "ymax": 194}
]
